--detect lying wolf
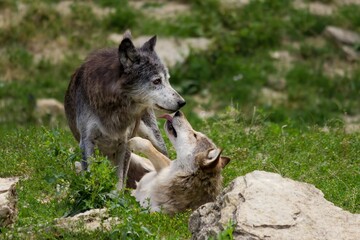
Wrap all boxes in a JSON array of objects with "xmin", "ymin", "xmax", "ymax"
[
  {"xmin": 129, "ymin": 111, "xmax": 230, "ymax": 215},
  {"xmin": 64, "ymin": 31, "xmax": 185, "ymax": 190}
]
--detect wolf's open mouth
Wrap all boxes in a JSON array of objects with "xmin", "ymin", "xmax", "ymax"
[
  {"xmin": 160, "ymin": 114, "xmax": 177, "ymax": 138},
  {"xmin": 155, "ymin": 104, "xmax": 175, "ymax": 113}
]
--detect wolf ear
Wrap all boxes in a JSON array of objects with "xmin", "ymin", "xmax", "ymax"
[
  {"xmin": 220, "ymin": 156, "xmax": 231, "ymax": 168},
  {"xmin": 200, "ymin": 148, "xmax": 222, "ymax": 169},
  {"xmin": 141, "ymin": 35, "xmax": 157, "ymax": 51},
  {"xmin": 118, "ymin": 37, "xmax": 139, "ymax": 67}
]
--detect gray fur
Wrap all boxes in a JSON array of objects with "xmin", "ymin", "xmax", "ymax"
[{"xmin": 64, "ymin": 31, "xmax": 185, "ymax": 190}]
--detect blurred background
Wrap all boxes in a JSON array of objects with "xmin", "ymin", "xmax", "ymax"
[{"xmin": 0, "ymin": 0, "xmax": 359, "ymax": 130}]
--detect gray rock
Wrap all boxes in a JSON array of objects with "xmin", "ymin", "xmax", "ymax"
[
  {"xmin": 220, "ymin": 0, "xmax": 250, "ymax": 9},
  {"xmin": 108, "ymin": 34, "xmax": 211, "ymax": 68},
  {"xmin": 341, "ymin": 45, "xmax": 360, "ymax": 61},
  {"xmin": 0, "ymin": 177, "xmax": 19, "ymax": 227},
  {"xmin": 324, "ymin": 26, "xmax": 360, "ymax": 61},
  {"xmin": 324, "ymin": 26, "xmax": 360, "ymax": 46},
  {"xmin": 344, "ymin": 114, "xmax": 360, "ymax": 133},
  {"xmin": 259, "ymin": 87, "xmax": 288, "ymax": 106},
  {"xmin": 129, "ymin": 0, "xmax": 190, "ymax": 20},
  {"xmin": 293, "ymin": 1, "xmax": 334, "ymax": 16},
  {"xmin": 189, "ymin": 171, "xmax": 360, "ymax": 240},
  {"xmin": 55, "ymin": 208, "xmax": 120, "ymax": 232}
]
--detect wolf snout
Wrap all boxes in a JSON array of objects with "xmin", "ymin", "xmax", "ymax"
[{"xmin": 177, "ymin": 100, "xmax": 186, "ymax": 109}]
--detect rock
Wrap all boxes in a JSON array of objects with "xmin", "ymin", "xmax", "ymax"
[
  {"xmin": 193, "ymin": 107, "xmax": 215, "ymax": 119},
  {"xmin": 54, "ymin": 1, "xmax": 114, "ymax": 18},
  {"xmin": 129, "ymin": 0, "xmax": 190, "ymax": 20},
  {"xmin": 269, "ymin": 50, "xmax": 294, "ymax": 74},
  {"xmin": 28, "ymin": 36, "xmax": 69, "ymax": 64},
  {"xmin": 267, "ymin": 75, "xmax": 286, "ymax": 91},
  {"xmin": 293, "ymin": 0, "xmax": 334, "ymax": 16},
  {"xmin": 259, "ymin": 87, "xmax": 288, "ymax": 106},
  {"xmin": 322, "ymin": 59, "xmax": 356, "ymax": 78},
  {"xmin": 0, "ymin": 177, "xmax": 20, "ymax": 227},
  {"xmin": 341, "ymin": 45, "xmax": 360, "ymax": 61},
  {"xmin": 220, "ymin": 0, "xmax": 250, "ymax": 9},
  {"xmin": 0, "ymin": 3, "xmax": 27, "ymax": 29},
  {"xmin": 108, "ymin": 34, "xmax": 211, "ymax": 68},
  {"xmin": 335, "ymin": 0, "xmax": 360, "ymax": 5},
  {"xmin": 324, "ymin": 26, "xmax": 360, "ymax": 61},
  {"xmin": 324, "ymin": 26, "xmax": 360, "ymax": 46},
  {"xmin": 189, "ymin": 171, "xmax": 360, "ymax": 240},
  {"xmin": 55, "ymin": 208, "xmax": 120, "ymax": 231},
  {"xmin": 33, "ymin": 98, "xmax": 65, "ymax": 125},
  {"xmin": 344, "ymin": 115, "xmax": 360, "ymax": 133}
]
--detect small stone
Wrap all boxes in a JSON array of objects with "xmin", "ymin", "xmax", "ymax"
[
  {"xmin": 33, "ymin": 98, "xmax": 65, "ymax": 125},
  {"xmin": 55, "ymin": 208, "xmax": 120, "ymax": 232},
  {"xmin": 293, "ymin": 1, "xmax": 334, "ymax": 16},
  {"xmin": 129, "ymin": 0, "xmax": 190, "ymax": 20},
  {"xmin": 54, "ymin": 1, "xmax": 114, "ymax": 18},
  {"xmin": 324, "ymin": 26, "xmax": 360, "ymax": 46},
  {"xmin": 108, "ymin": 35, "xmax": 211, "ymax": 68},
  {"xmin": 220, "ymin": 0, "xmax": 250, "ymax": 9},
  {"xmin": 344, "ymin": 115, "xmax": 360, "ymax": 133},
  {"xmin": 341, "ymin": 45, "xmax": 360, "ymax": 61},
  {"xmin": 259, "ymin": 87, "xmax": 288, "ymax": 106}
]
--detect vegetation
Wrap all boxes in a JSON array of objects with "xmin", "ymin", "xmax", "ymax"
[{"xmin": 0, "ymin": 0, "xmax": 359, "ymax": 239}]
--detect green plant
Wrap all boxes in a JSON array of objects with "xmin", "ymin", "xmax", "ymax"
[
  {"xmin": 65, "ymin": 156, "xmax": 117, "ymax": 216},
  {"xmin": 210, "ymin": 221, "xmax": 235, "ymax": 240},
  {"xmin": 103, "ymin": 1, "xmax": 138, "ymax": 32}
]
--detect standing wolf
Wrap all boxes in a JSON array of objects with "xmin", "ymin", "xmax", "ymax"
[{"xmin": 64, "ymin": 31, "xmax": 185, "ymax": 190}]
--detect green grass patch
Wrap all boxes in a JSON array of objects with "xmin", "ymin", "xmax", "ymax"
[{"xmin": 0, "ymin": 109, "xmax": 359, "ymax": 238}]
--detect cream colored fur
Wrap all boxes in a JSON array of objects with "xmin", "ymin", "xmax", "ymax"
[{"xmin": 129, "ymin": 111, "xmax": 230, "ymax": 215}]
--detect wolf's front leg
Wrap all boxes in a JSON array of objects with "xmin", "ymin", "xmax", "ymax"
[
  {"xmin": 138, "ymin": 109, "xmax": 168, "ymax": 156},
  {"xmin": 128, "ymin": 137, "xmax": 171, "ymax": 172},
  {"xmin": 114, "ymin": 143, "xmax": 131, "ymax": 190},
  {"xmin": 79, "ymin": 137, "xmax": 94, "ymax": 171}
]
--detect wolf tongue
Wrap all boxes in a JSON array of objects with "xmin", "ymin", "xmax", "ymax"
[{"xmin": 159, "ymin": 114, "xmax": 173, "ymax": 122}]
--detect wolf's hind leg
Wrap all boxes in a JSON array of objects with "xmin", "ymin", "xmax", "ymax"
[{"xmin": 128, "ymin": 137, "xmax": 171, "ymax": 172}]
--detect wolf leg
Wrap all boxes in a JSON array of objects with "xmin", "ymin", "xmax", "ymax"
[
  {"xmin": 114, "ymin": 143, "xmax": 131, "ymax": 190},
  {"xmin": 79, "ymin": 137, "xmax": 94, "ymax": 171},
  {"xmin": 128, "ymin": 137, "xmax": 171, "ymax": 172},
  {"xmin": 138, "ymin": 109, "xmax": 168, "ymax": 156}
]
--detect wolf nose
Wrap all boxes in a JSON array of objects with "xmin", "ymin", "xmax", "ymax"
[
  {"xmin": 177, "ymin": 100, "xmax": 186, "ymax": 109},
  {"xmin": 175, "ymin": 111, "xmax": 182, "ymax": 117}
]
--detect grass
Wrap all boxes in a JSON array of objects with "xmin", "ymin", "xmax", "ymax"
[
  {"xmin": 0, "ymin": 109, "xmax": 359, "ymax": 238},
  {"xmin": 0, "ymin": 0, "xmax": 359, "ymax": 238}
]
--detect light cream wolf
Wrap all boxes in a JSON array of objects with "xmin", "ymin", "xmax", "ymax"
[{"xmin": 129, "ymin": 111, "xmax": 230, "ymax": 215}]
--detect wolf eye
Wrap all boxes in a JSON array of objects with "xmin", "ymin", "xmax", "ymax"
[
  {"xmin": 193, "ymin": 133, "xmax": 197, "ymax": 139},
  {"xmin": 152, "ymin": 78, "xmax": 162, "ymax": 85}
]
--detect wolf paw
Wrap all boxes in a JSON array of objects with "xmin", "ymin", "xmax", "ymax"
[{"xmin": 128, "ymin": 137, "xmax": 152, "ymax": 154}]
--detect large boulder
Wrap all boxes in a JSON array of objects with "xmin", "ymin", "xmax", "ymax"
[
  {"xmin": 189, "ymin": 171, "xmax": 360, "ymax": 240},
  {"xmin": 0, "ymin": 177, "xmax": 19, "ymax": 227}
]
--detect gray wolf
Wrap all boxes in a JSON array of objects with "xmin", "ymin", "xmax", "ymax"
[
  {"xmin": 129, "ymin": 111, "xmax": 230, "ymax": 215},
  {"xmin": 64, "ymin": 31, "xmax": 186, "ymax": 190}
]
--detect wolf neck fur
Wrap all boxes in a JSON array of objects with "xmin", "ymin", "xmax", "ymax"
[
  {"xmin": 164, "ymin": 169, "xmax": 223, "ymax": 214},
  {"xmin": 83, "ymin": 83, "xmax": 146, "ymax": 135}
]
